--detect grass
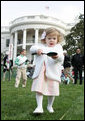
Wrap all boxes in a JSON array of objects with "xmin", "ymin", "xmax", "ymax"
[{"xmin": 1, "ymin": 68, "xmax": 84, "ymax": 120}]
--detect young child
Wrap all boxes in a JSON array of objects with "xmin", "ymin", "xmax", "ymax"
[
  {"xmin": 30, "ymin": 28, "xmax": 64, "ymax": 113},
  {"xmin": 15, "ymin": 49, "xmax": 28, "ymax": 88},
  {"xmin": 63, "ymin": 74, "xmax": 70, "ymax": 84},
  {"xmin": 61, "ymin": 69, "xmax": 65, "ymax": 83}
]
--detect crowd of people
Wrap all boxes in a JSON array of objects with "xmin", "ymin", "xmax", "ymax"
[
  {"xmin": 2, "ymin": 48, "xmax": 84, "ymax": 86},
  {"xmin": 2, "ymin": 27, "xmax": 84, "ymax": 114},
  {"xmin": 61, "ymin": 48, "xmax": 84, "ymax": 85}
]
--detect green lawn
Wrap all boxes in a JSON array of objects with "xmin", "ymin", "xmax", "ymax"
[{"xmin": 1, "ymin": 69, "xmax": 84, "ymax": 120}]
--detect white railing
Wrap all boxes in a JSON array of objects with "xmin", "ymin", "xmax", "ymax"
[
  {"xmin": 1, "ymin": 26, "xmax": 10, "ymax": 32},
  {"xmin": 9, "ymin": 15, "xmax": 67, "ymax": 28}
]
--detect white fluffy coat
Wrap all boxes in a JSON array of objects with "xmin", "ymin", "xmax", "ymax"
[{"xmin": 30, "ymin": 43, "xmax": 64, "ymax": 82}]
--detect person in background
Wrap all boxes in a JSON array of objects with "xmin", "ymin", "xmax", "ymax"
[
  {"xmin": 15, "ymin": 49, "xmax": 29, "ymax": 88},
  {"xmin": 61, "ymin": 69, "xmax": 65, "ymax": 83},
  {"xmin": 63, "ymin": 74, "xmax": 70, "ymax": 84},
  {"xmin": 2, "ymin": 51, "xmax": 13, "ymax": 81},
  {"xmin": 63, "ymin": 50, "xmax": 74, "ymax": 83},
  {"xmin": 71, "ymin": 48, "xmax": 84, "ymax": 85}
]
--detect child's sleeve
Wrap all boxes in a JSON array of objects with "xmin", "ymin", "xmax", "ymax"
[
  {"xmin": 54, "ymin": 45, "xmax": 64, "ymax": 64},
  {"xmin": 15, "ymin": 57, "xmax": 20, "ymax": 66},
  {"xmin": 30, "ymin": 44, "xmax": 42, "ymax": 54},
  {"xmin": 30, "ymin": 45, "xmax": 38, "ymax": 54}
]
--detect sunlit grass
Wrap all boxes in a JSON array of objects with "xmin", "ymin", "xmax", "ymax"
[{"xmin": 1, "ymin": 68, "xmax": 84, "ymax": 120}]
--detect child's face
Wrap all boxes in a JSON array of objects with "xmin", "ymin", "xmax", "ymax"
[
  {"xmin": 45, "ymin": 34, "xmax": 58, "ymax": 47},
  {"xmin": 65, "ymin": 74, "xmax": 67, "ymax": 78},
  {"xmin": 21, "ymin": 50, "xmax": 26, "ymax": 56}
]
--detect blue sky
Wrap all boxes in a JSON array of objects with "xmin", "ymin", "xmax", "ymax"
[{"xmin": 1, "ymin": 1, "xmax": 84, "ymax": 26}]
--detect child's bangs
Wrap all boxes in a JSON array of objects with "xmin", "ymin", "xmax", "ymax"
[{"xmin": 47, "ymin": 31, "xmax": 59, "ymax": 37}]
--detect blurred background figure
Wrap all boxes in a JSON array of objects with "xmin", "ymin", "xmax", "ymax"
[
  {"xmin": 63, "ymin": 50, "xmax": 74, "ymax": 83},
  {"xmin": 71, "ymin": 48, "xmax": 84, "ymax": 85},
  {"xmin": 63, "ymin": 74, "xmax": 70, "ymax": 84},
  {"xmin": 2, "ymin": 51, "xmax": 13, "ymax": 81}
]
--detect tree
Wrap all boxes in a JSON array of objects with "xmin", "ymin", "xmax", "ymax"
[{"xmin": 63, "ymin": 14, "xmax": 84, "ymax": 55}]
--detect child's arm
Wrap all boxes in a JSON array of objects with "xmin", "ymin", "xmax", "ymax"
[
  {"xmin": 30, "ymin": 44, "xmax": 43, "ymax": 55},
  {"xmin": 37, "ymin": 49, "xmax": 43, "ymax": 55},
  {"xmin": 51, "ymin": 45, "xmax": 64, "ymax": 64},
  {"xmin": 54, "ymin": 53, "xmax": 64, "ymax": 64},
  {"xmin": 30, "ymin": 45, "xmax": 38, "ymax": 54}
]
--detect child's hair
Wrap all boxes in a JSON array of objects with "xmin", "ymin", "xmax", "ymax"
[
  {"xmin": 20, "ymin": 49, "xmax": 26, "ymax": 53},
  {"xmin": 41, "ymin": 27, "xmax": 63, "ymax": 44}
]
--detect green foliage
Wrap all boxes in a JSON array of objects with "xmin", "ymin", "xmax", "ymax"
[{"xmin": 63, "ymin": 14, "xmax": 84, "ymax": 55}]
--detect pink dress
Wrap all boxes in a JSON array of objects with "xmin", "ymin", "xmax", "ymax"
[{"xmin": 31, "ymin": 62, "xmax": 60, "ymax": 96}]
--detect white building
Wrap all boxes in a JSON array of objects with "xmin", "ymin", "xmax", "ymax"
[{"xmin": 1, "ymin": 14, "xmax": 74, "ymax": 63}]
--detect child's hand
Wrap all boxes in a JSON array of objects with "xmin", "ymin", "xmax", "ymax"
[
  {"xmin": 51, "ymin": 55, "xmax": 58, "ymax": 59},
  {"xmin": 37, "ymin": 49, "xmax": 43, "ymax": 55}
]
